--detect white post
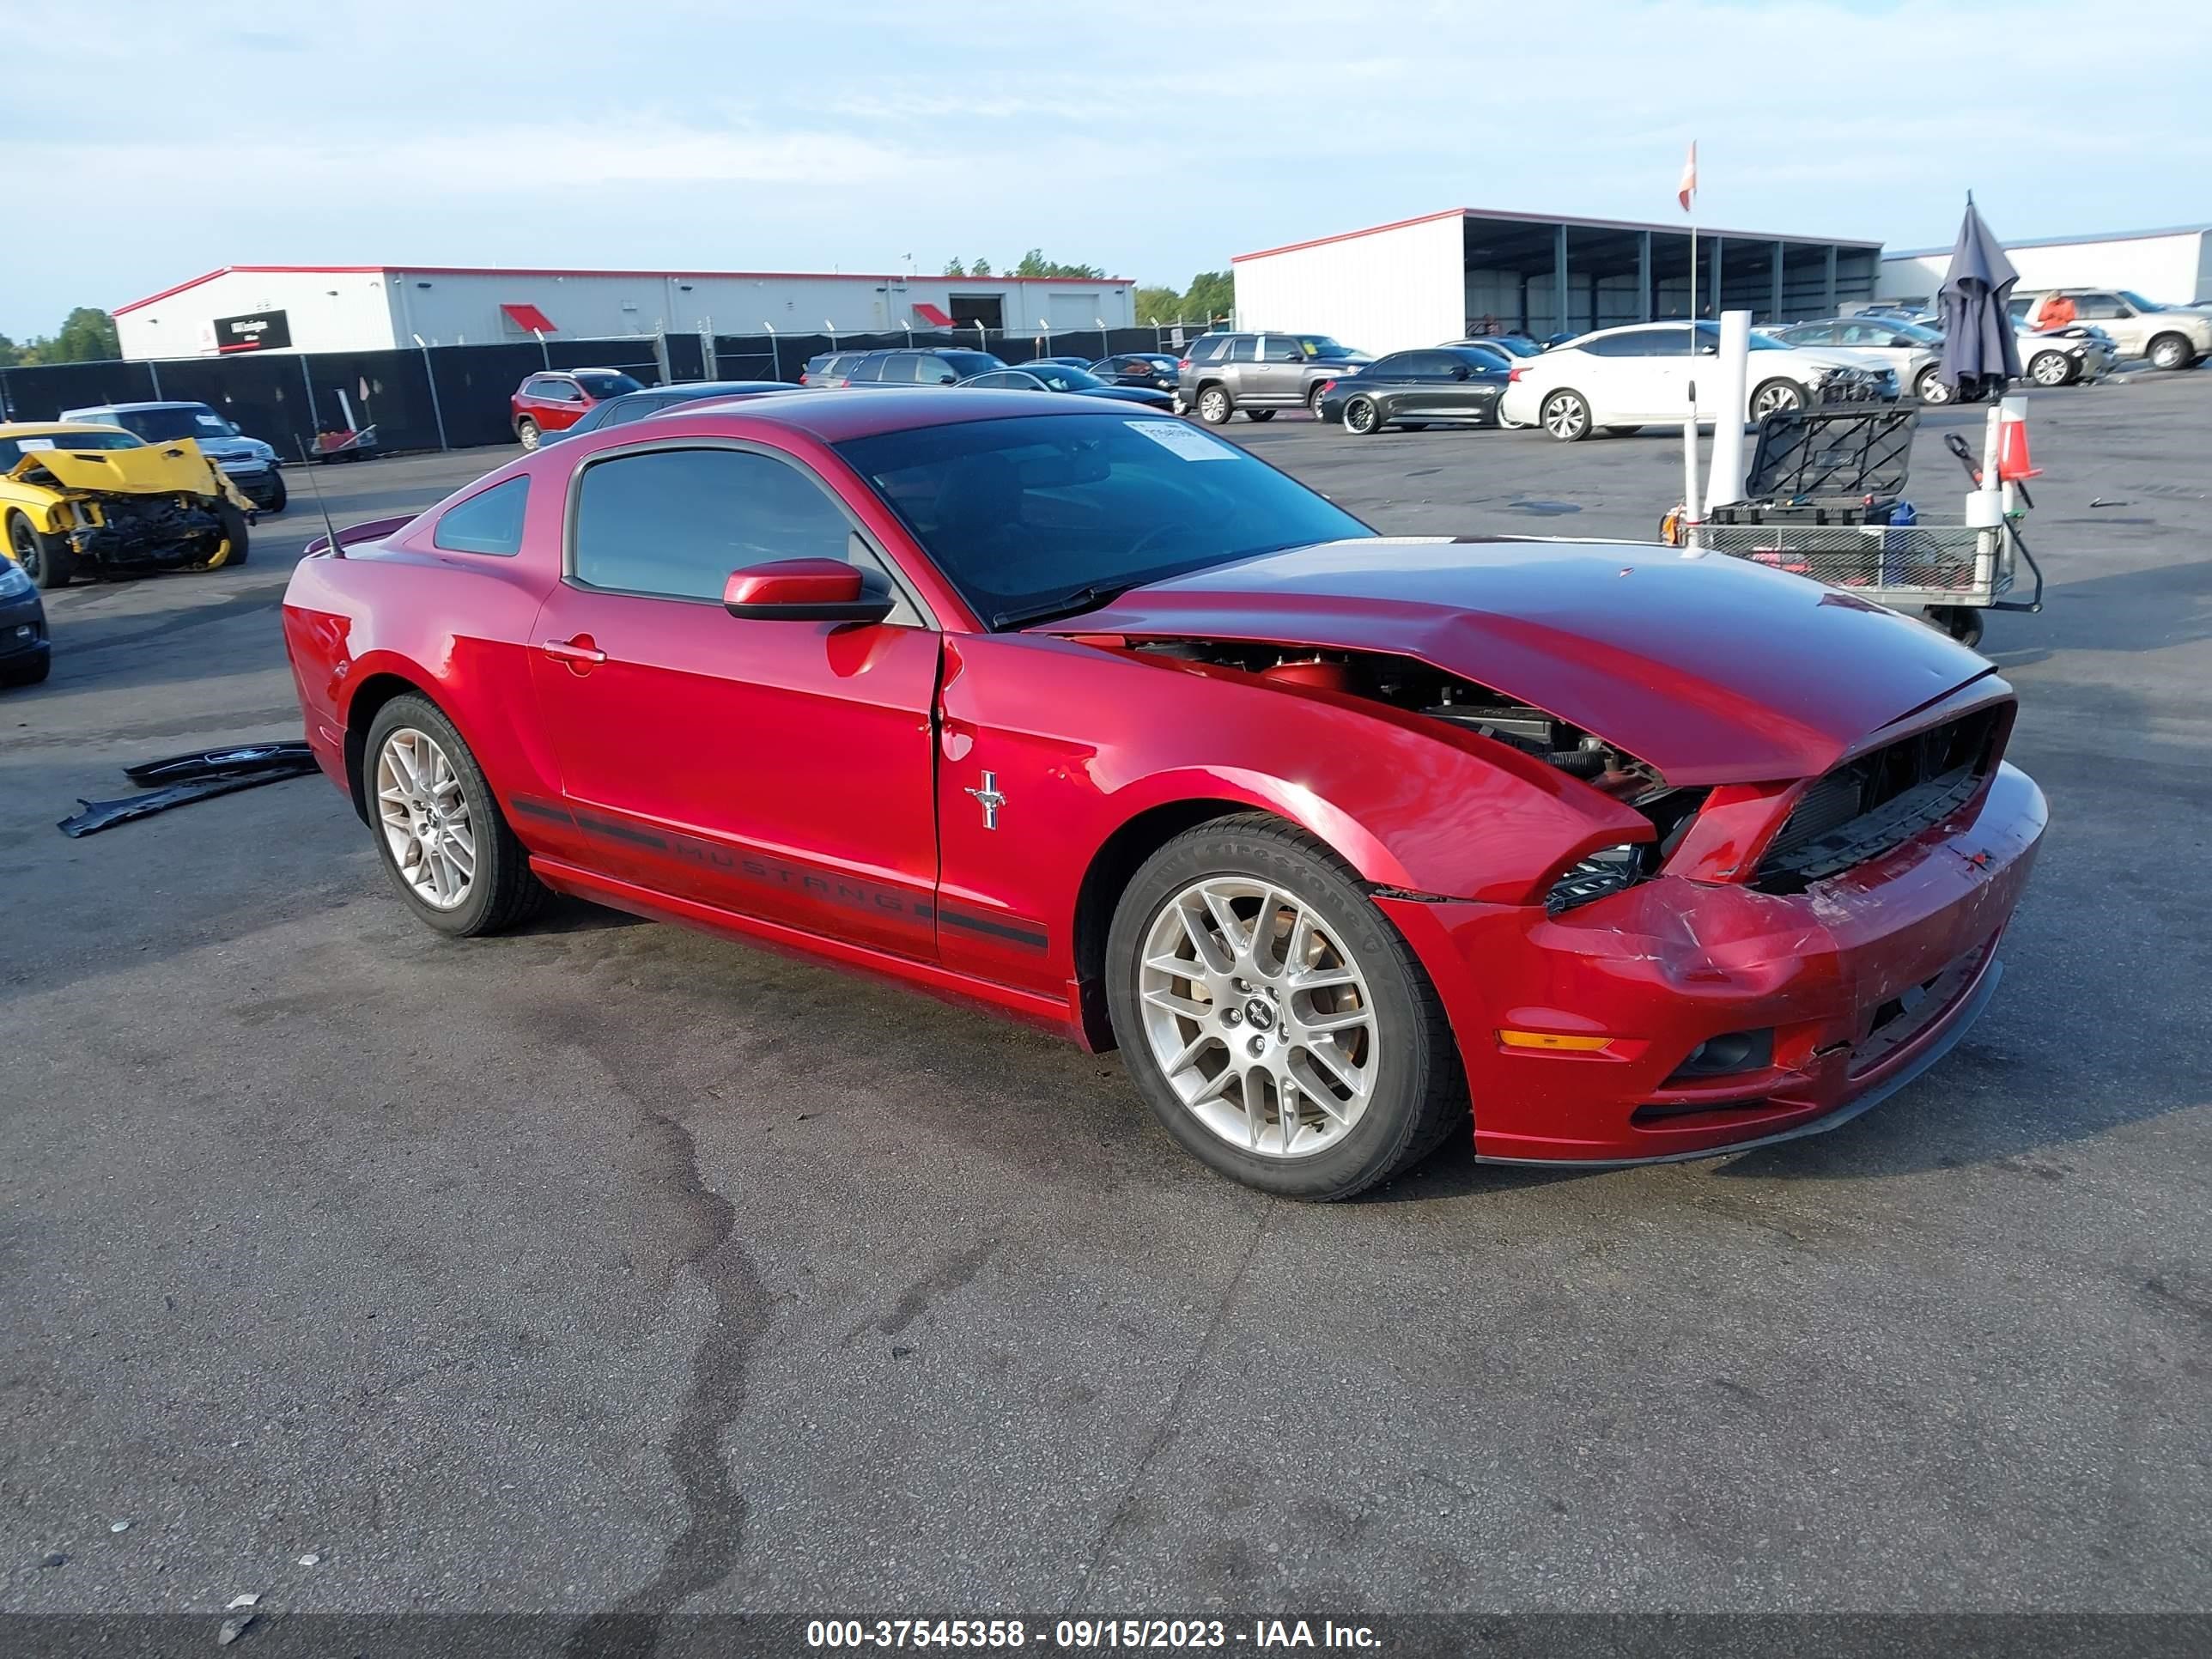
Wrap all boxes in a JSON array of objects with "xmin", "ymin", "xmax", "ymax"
[
  {"xmin": 532, "ymin": 327, "xmax": 550, "ymax": 369},
  {"xmin": 413, "ymin": 335, "xmax": 449, "ymax": 451},
  {"xmin": 1037, "ymin": 318, "xmax": 1052, "ymax": 359},
  {"xmin": 1706, "ymin": 309, "xmax": 1753, "ymax": 508},
  {"xmin": 763, "ymin": 321, "xmax": 778, "ymax": 382},
  {"xmin": 1096, "ymin": 315, "xmax": 1108, "ymax": 360},
  {"xmin": 825, "ymin": 319, "xmax": 837, "ymax": 352}
]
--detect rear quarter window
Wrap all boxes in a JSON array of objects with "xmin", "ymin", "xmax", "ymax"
[{"xmin": 432, "ymin": 477, "xmax": 530, "ymax": 556}]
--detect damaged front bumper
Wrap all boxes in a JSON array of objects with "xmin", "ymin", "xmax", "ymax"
[
  {"xmin": 1381, "ymin": 762, "xmax": 2047, "ymax": 1164},
  {"xmin": 64, "ymin": 494, "xmax": 233, "ymax": 568}
]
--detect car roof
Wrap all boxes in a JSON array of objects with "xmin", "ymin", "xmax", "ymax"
[
  {"xmin": 0, "ymin": 420, "xmax": 144, "ymax": 437},
  {"xmin": 58, "ymin": 400, "xmax": 208, "ymax": 414},
  {"xmin": 636, "ymin": 386, "xmax": 1109, "ymax": 441}
]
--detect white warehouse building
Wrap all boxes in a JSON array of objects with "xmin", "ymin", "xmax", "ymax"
[
  {"xmin": 1875, "ymin": 225, "xmax": 2212, "ymax": 307},
  {"xmin": 1232, "ymin": 208, "xmax": 1885, "ymax": 356},
  {"xmin": 112, "ymin": 264, "xmax": 1137, "ymax": 360}
]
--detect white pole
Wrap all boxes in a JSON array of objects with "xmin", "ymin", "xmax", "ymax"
[
  {"xmin": 763, "ymin": 321, "xmax": 778, "ymax": 382},
  {"xmin": 1681, "ymin": 217, "xmax": 1701, "ymax": 525},
  {"xmin": 1706, "ymin": 309, "xmax": 1753, "ymax": 508}
]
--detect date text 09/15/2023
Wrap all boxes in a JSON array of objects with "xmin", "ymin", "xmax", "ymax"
[{"xmin": 805, "ymin": 1619, "xmax": 1382, "ymax": 1650}]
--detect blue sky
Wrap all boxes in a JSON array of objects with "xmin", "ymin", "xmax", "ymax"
[{"xmin": 5, "ymin": 0, "xmax": 2208, "ymax": 339}]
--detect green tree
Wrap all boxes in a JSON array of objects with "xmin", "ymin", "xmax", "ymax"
[
  {"xmin": 0, "ymin": 333, "xmax": 21, "ymax": 368},
  {"xmin": 971, "ymin": 258, "xmax": 992, "ymax": 276},
  {"xmin": 1133, "ymin": 285, "xmax": 1183, "ymax": 325},
  {"xmin": 943, "ymin": 258, "xmax": 967, "ymax": 276},
  {"xmin": 1182, "ymin": 270, "xmax": 1234, "ymax": 323},
  {"xmin": 9, "ymin": 307, "xmax": 121, "ymax": 366},
  {"xmin": 1013, "ymin": 248, "xmax": 1106, "ymax": 279}
]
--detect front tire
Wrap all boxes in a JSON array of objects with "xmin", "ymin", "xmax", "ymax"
[
  {"xmin": 2027, "ymin": 351, "xmax": 2070, "ymax": 388},
  {"xmin": 1307, "ymin": 383, "xmax": 1331, "ymax": 416},
  {"xmin": 1343, "ymin": 397, "xmax": 1382, "ymax": 435},
  {"xmin": 1603, "ymin": 424, "xmax": 1644, "ymax": 437},
  {"xmin": 515, "ymin": 416, "xmax": 542, "ymax": 450},
  {"xmin": 1915, "ymin": 366, "xmax": 1954, "ymax": 404},
  {"xmin": 261, "ymin": 473, "xmax": 289, "ymax": 513},
  {"xmin": 1540, "ymin": 388, "xmax": 1593, "ymax": 442},
  {"xmin": 1751, "ymin": 379, "xmax": 1807, "ymax": 419},
  {"xmin": 1195, "ymin": 386, "xmax": 1233, "ymax": 425},
  {"xmin": 208, "ymin": 502, "xmax": 251, "ymax": 568},
  {"xmin": 362, "ymin": 695, "xmax": 550, "ymax": 938},
  {"xmin": 8, "ymin": 511, "xmax": 70, "ymax": 590},
  {"xmin": 1105, "ymin": 814, "xmax": 1468, "ymax": 1200},
  {"xmin": 2146, "ymin": 333, "xmax": 2195, "ymax": 371}
]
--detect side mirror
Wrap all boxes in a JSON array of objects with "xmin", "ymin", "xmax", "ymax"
[{"xmin": 723, "ymin": 557, "xmax": 894, "ymax": 623}]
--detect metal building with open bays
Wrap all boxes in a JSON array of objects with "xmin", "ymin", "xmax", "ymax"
[{"xmin": 1231, "ymin": 208, "xmax": 1884, "ymax": 356}]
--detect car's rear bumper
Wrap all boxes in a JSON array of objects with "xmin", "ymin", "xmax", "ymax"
[{"xmin": 1377, "ymin": 762, "xmax": 2046, "ymax": 1164}]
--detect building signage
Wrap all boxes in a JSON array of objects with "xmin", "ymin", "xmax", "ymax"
[{"xmin": 213, "ymin": 309, "xmax": 293, "ymax": 353}]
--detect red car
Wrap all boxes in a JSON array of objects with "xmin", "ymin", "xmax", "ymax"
[
  {"xmin": 283, "ymin": 390, "xmax": 2045, "ymax": 1199},
  {"xmin": 509, "ymin": 368, "xmax": 645, "ymax": 450}
]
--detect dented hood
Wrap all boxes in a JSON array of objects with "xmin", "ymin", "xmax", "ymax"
[
  {"xmin": 1041, "ymin": 537, "xmax": 1997, "ymax": 784},
  {"xmin": 9, "ymin": 441, "xmax": 221, "ymax": 497}
]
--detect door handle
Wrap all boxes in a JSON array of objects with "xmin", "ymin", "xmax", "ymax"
[{"xmin": 540, "ymin": 636, "xmax": 607, "ymax": 667}]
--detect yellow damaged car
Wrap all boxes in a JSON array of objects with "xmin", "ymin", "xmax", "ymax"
[{"xmin": 1, "ymin": 422, "xmax": 253, "ymax": 590}]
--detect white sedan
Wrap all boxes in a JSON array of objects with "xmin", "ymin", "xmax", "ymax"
[{"xmin": 1497, "ymin": 322, "xmax": 1899, "ymax": 441}]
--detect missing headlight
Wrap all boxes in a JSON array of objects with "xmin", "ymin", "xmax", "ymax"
[{"xmin": 1547, "ymin": 844, "xmax": 1646, "ymax": 914}]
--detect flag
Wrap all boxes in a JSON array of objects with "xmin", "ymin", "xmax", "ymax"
[{"xmin": 1677, "ymin": 141, "xmax": 1698, "ymax": 213}]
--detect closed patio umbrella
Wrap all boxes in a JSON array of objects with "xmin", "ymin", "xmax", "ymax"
[{"xmin": 1936, "ymin": 196, "xmax": 2023, "ymax": 399}]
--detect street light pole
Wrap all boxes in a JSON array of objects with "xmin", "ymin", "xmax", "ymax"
[{"xmin": 763, "ymin": 320, "xmax": 779, "ymax": 382}]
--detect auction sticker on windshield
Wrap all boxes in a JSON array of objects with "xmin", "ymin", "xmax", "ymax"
[{"xmin": 1126, "ymin": 420, "xmax": 1237, "ymax": 461}]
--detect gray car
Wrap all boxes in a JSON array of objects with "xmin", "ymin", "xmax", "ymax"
[
  {"xmin": 1176, "ymin": 331, "xmax": 1371, "ymax": 424},
  {"xmin": 59, "ymin": 401, "xmax": 286, "ymax": 511}
]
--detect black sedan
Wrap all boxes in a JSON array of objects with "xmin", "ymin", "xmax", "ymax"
[
  {"xmin": 958, "ymin": 364, "xmax": 1176, "ymax": 409},
  {"xmin": 537, "ymin": 380, "xmax": 794, "ymax": 443},
  {"xmin": 1314, "ymin": 347, "xmax": 1512, "ymax": 434},
  {"xmin": 1091, "ymin": 352, "xmax": 1181, "ymax": 392}
]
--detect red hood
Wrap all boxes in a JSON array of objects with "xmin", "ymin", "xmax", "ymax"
[{"xmin": 1039, "ymin": 538, "xmax": 1998, "ymax": 784}]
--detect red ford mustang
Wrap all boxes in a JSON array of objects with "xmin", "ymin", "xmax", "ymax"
[{"xmin": 283, "ymin": 388, "xmax": 2045, "ymax": 1199}]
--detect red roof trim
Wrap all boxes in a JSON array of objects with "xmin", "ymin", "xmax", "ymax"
[
  {"xmin": 1232, "ymin": 207, "xmax": 1884, "ymax": 264},
  {"xmin": 116, "ymin": 264, "xmax": 1132, "ymax": 315}
]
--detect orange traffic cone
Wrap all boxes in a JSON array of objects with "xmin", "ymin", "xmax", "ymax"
[{"xmin": 1997, "ymin": 406, "xmax": 2040, "ymax": 480}]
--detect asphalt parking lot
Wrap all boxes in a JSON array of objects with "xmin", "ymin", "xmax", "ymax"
[{"xmin": 4, "ymin": 373, "xmax": 2209, "ymax": 1626}]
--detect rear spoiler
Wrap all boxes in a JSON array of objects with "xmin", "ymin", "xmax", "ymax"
[{"xmin": 303, "ymin": 514, "xmax": 415, "ymax": 557}]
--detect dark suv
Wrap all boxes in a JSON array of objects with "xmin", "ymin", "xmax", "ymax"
[
  {"xmin": 1176, "ymin": 331, "xmax": 1371, "ymax": 423},
  {"xmin": 837, "ymin": 348, "xmax": 1008, "ymax": 387}
]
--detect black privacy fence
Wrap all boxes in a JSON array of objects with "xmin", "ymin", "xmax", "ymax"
[{"xmin": 0, "ymin": 325, "xmax": 1200, "ymax": 458}]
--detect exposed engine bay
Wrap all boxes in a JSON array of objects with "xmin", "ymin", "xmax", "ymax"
[
  {"xmin": 1131, "ymin": 640, "xmax": 1712, "ymax": 905},
  {"xmin": 58, "ymin": 491, "xmax": 232, "ymax": 568}
]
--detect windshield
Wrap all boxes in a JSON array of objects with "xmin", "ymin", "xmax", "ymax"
[
  {"xmin": 1476, "ymin": 336, "xmax": 1540, "ymax": 356},
  {"xmin": 102, "ymin": 406, "xmax": 233, "ymax": 442},
  {"xmin": 937, "ymin": 350, "xmax": 1006, "ymax": 379},
  {"xmin": 1715, "ymin": 325, "xmax": 1790, "ymax": 351},
  {"xmin": 3, "ymin": 429, "xmax": 147, "ymax": 469},
  {"xmin": 1030, "ymin": 365, "xmax": 1105, "ymax": 391},
  {"xmin": 574, "ymin": 371, "xmax": 645, "ymax": 398},
  {"xmin": 836, "ymin": 412, "xmax": 1372, "ymax": 627},
  {"xmin": 1294, "ymin": 335, "xmax": 1362, "ymax": 361},
  {"xmin": 2118, "ymin": 290, "xmax": 2166, "ymax": 313},
  {"xmin": 1888, "ymin": 320, "xmax": 1945, "ymax": 343}
]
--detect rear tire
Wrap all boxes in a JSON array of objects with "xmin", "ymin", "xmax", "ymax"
[
  {"xmin": 1344, "ymin": 397, "xmax": 1382, "ymax": 435},
  {"xmin": 1195, "ymin": 386, "xmax": 1233, "ymax": 425},
  {"xmin": 1926, "ymin": 606, "xmax": 1984, "ymax": 649},
  {"xmin": 362, "ymin": 694, "xmax": 551, "ymax": 939},
  {"xmin": 1540, "ymin": 389, "xmax": 1593, "ymax": 442},
  {"xmin": 515, "ymin": 416, "xmax": 542, "ymax": 450},
  {"xmin": 1105, "ymin": 813, "xmax": 1468, "ymax": 1200},
  {"xmin": 8, "ymin": 511, "xmax": 70, "ymax": 590},
  {"xmin": 1244, "ymin": 409, "xmax": 1277, "ymax": 422},
  {"xmin": 2146, "ymin": 333, "xmax": 2195, "ymax": 371}
]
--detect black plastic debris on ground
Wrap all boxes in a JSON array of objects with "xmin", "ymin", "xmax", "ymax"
[{"xmin": 58, "ymin": 741, "xmax": 319, "ymax": 838}]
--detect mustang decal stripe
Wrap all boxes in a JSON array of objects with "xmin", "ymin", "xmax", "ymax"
[
  {"xmin": 508, "ymin": 795, "xmax": 574, "ymax": 825},
  {"xmin": 509, "ymin": 794, "xmax": 1048, "ymax": 951},
  {"xmin": 939, "ymin": 908, "xmax": 1050, "ymax": 951}
]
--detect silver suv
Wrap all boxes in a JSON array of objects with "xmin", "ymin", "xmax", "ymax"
[
  {"xmin": 2008, "ymin": 289, "xmax": 2209, "ymax": 371},
  {"xmin": 1177, "ymin": 332, "xmax": 1370, "ymax": 424}
]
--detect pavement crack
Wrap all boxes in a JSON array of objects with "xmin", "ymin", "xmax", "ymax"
[
  {"xmin": 566, "ymin": 1109, "xmax": 769, "ymax": 1656},
  {"xmin": 851, "ymin": 1238, "xmax": 998, "ymax": 1343},
  {"xmin": 1057, "ymin": 1200, "xmax": 1273, "ymax": 1615}
]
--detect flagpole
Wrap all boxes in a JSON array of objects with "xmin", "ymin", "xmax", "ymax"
[{"xmin": 1681, "ymin": 141, "xmax": 1702, "ymax": 526}]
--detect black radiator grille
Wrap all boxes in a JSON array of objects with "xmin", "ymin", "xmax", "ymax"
[{"xmin": 1755, "ymin": 706, "xmax": 2004, "ymax": 891}]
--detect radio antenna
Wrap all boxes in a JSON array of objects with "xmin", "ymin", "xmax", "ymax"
[{"xmin": 295, "ymin": 436, "xmax": 344, "ymax": 556}]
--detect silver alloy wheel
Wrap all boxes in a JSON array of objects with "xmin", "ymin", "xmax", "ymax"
[
  {"xmin": 1542, "ymin": 392, "xmax": 1587, "ymax": 440},
  {"xmin": 1346, "ymin": 398, "xmax": 1377, "ymax": 434},
  {"xmin": 517, "ymin": 421, "xmax": 540, "ymax": 451},
  {"xmin": 2148, "ymin": 336, "xmax": 2188, "ymax": 370},
  {"xmin": 1136, "ymin": 877, "xmax": 1378, "ymax": 1159},
  {"xmin": 2029, "ymin": 352, "xmax": 2069, "ymax": 386},
  {"xmin": 1752, "ymin": 380, "xmax": 1803, "ymax": 418},
  {"xmin": 375, "ymin": 727, "xmax": 477, "ymax": 910},
  {"xmin": 1917, "ymin": 368, "xmax": 1954, "ymax": 404},
  {"xmin": 1199, "ymin": 387, "xmax": 1230, "ymax": 423}
]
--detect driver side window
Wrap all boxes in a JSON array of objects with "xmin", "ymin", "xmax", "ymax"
[{"xmin": 571, "ymin": 446, "xmax": 918, "ymax": 622}]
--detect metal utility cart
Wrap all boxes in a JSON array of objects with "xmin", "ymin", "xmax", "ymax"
[{"xmin": 1686, "ymin": 404, "xmax": 2042, "ymax": 649}]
